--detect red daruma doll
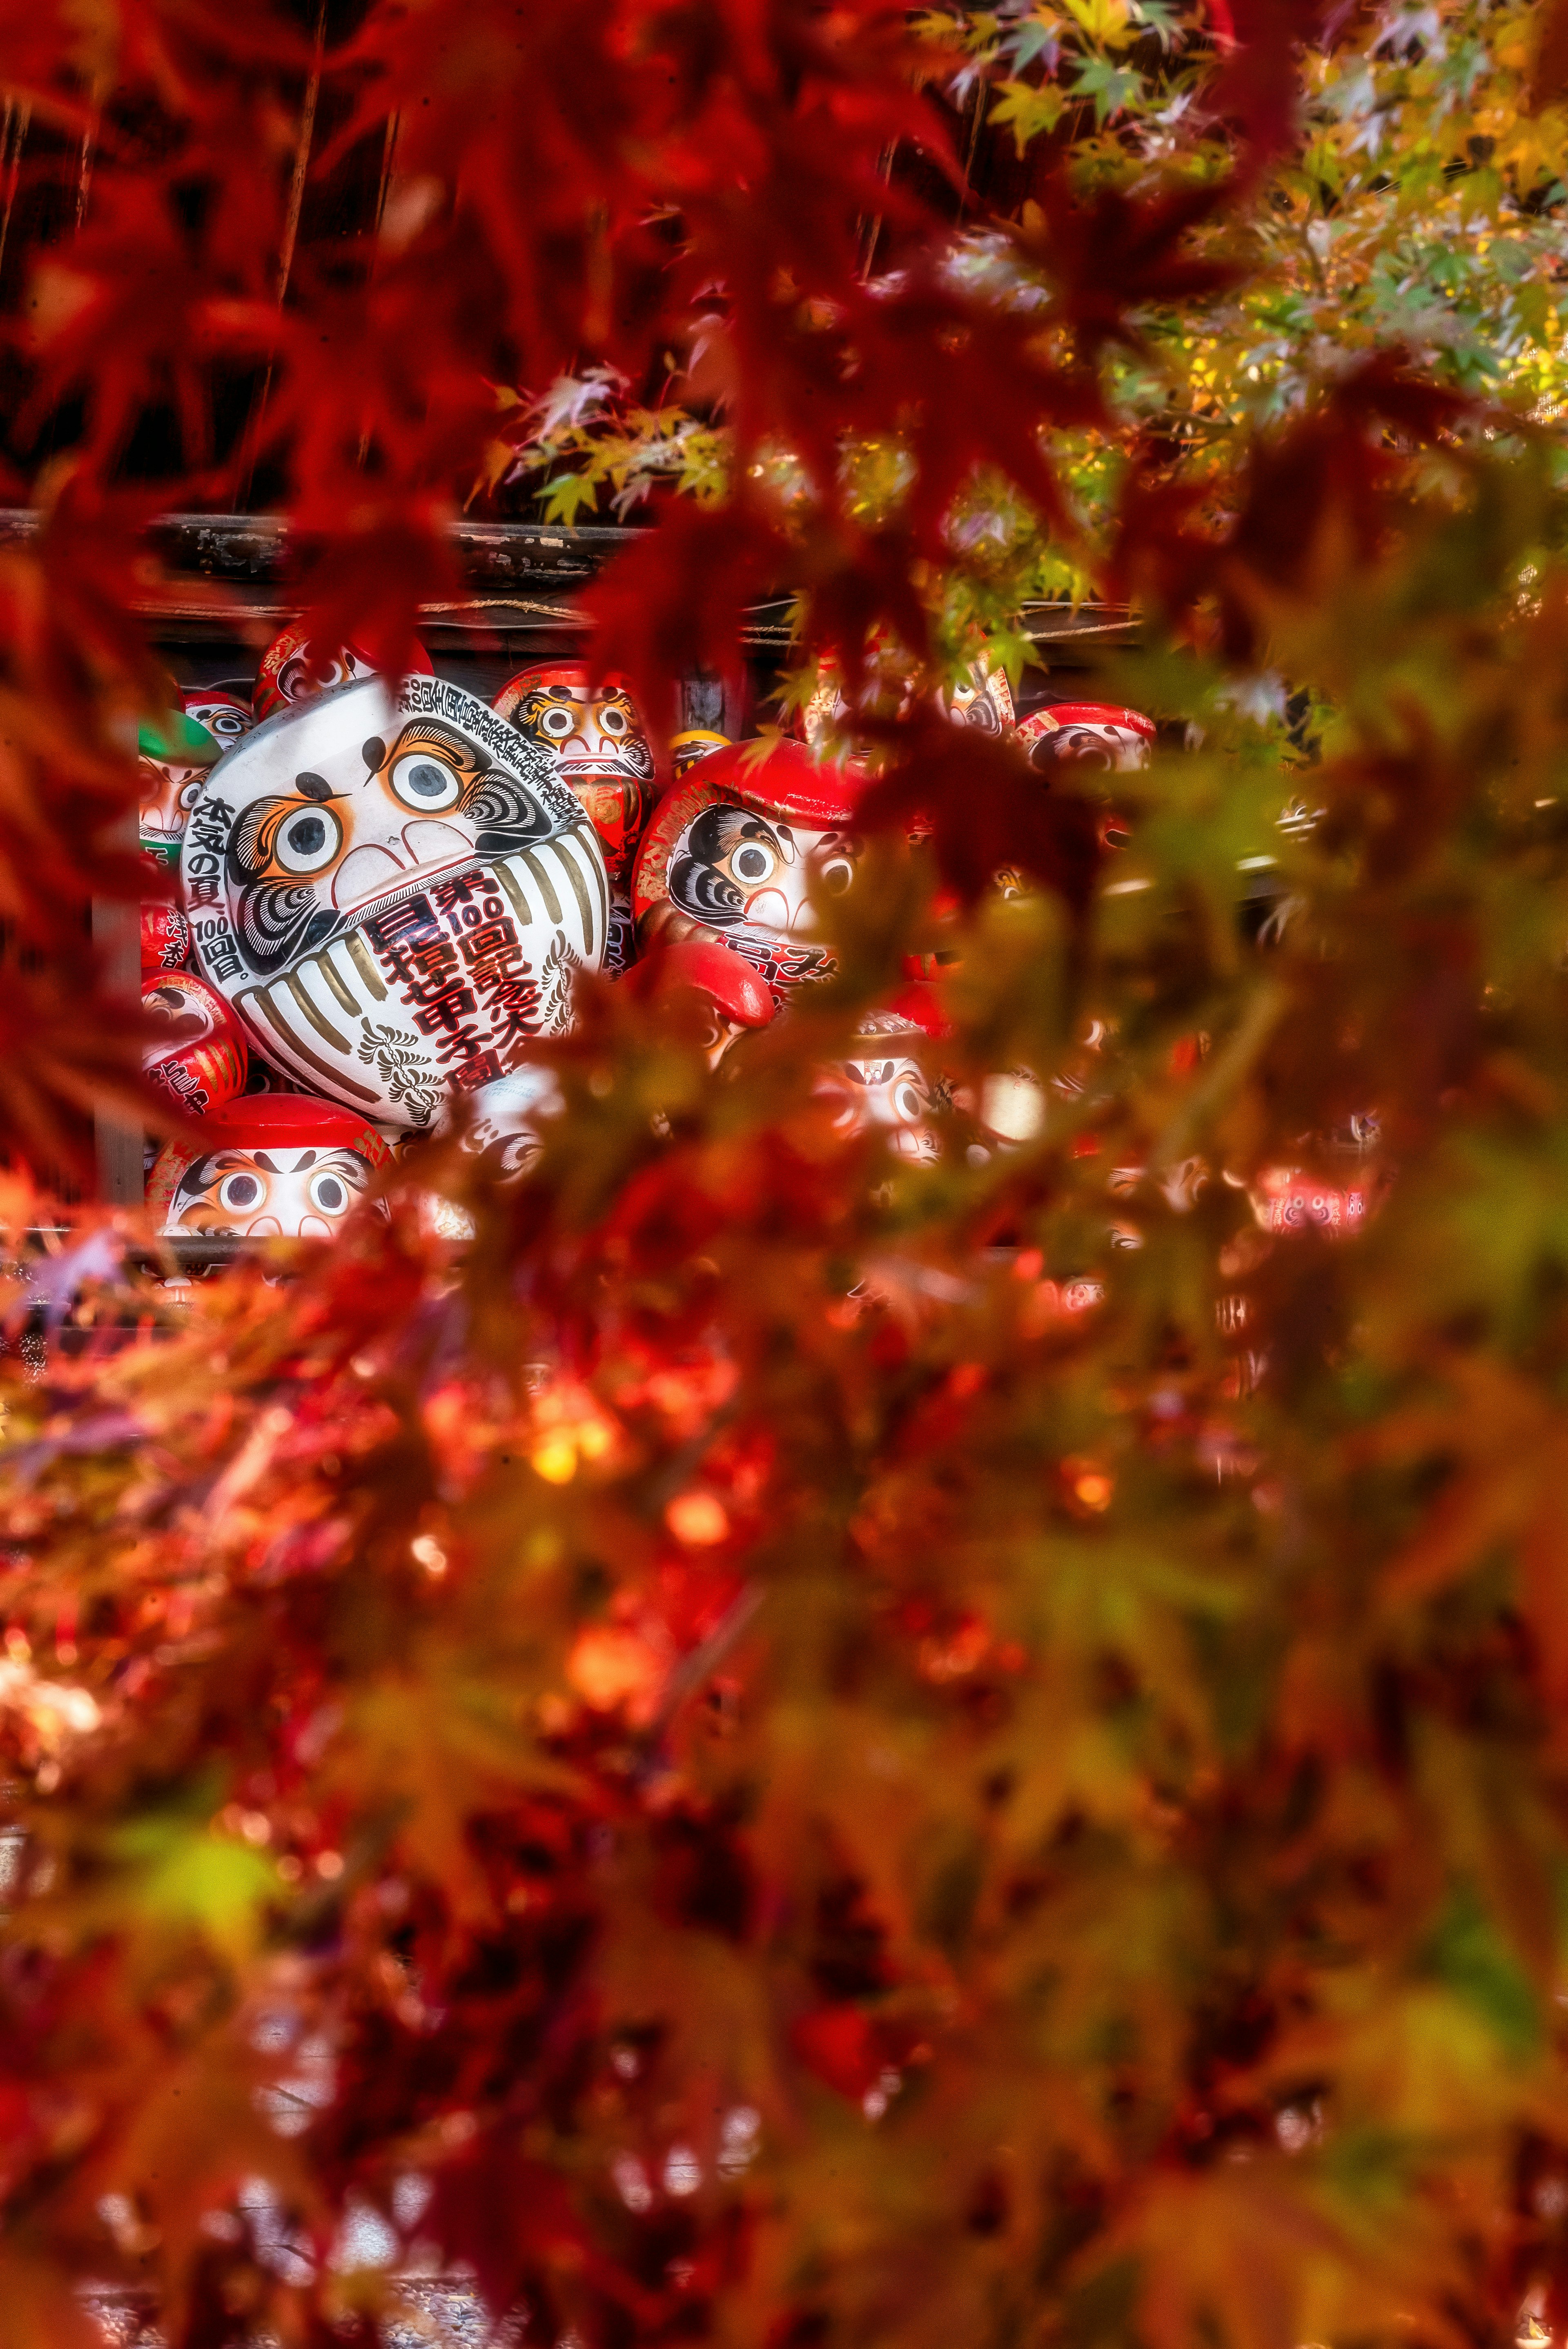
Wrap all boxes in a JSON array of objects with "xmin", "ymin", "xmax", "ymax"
[
  {"xmin": 140, "ymin": 900, "xmax": 192, "ymax": 975},
  {"xmin": 633, "ymin": 738, "xmax": 883, "ymax": 1005},
  {"xmin": 492, "ymin": 662, "xmax": 656, "ymax": 975},
  {"xmin": 142, "ymin": 970, "xmax": 246, "ymax": 1117},
  {"xmin": 1017, "ymin": 702, "xmax": 1155, "ymax": 776},
  {"xmin": 147, "ymin": 1095, "xmax": 388, "ymax": 1241},
  {"xmin": 253, "ymin": 622, "xmax": 434, "ymax": 721}
]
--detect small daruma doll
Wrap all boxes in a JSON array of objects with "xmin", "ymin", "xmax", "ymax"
[
  {"xmin": 143, "ymin": 969, "xmax": 246, "ymax": 1117},
  {"xmin": 670, "ymin": 729, "xmax": 732, "ymax": 782},
  {"xmin": 254, "ymin": 623, "xmax": 434, "ymax": 721},
  {"xmin": 816, "ymin": 1006, "xmax": 943, "ymax": 1165},
  {"xmin": 148, "ymin": 1095, "xmax": 388, "ymax": 1241},
  {"xmin": 493, "ymin": 663, "xmax": 655, "ymax": 974},
  {"xmin": 139, "ymin": 709, "xmax": 221, "ymax": 869},
  {"xmin": 1017, "ymin": 702, "xmax": 1154, "ymax": 775},
  {"xmin": 180, "ymin": 684, "xmax": 254, "ymax": 749},
  {"xmin": 798, "ymin": 654, "xmax": 1013, "ymax": 761},
  {"xmin": 179, "ymin": 675, "xmax": 608, "ymax": 1129},
  {"xmin": 633, "ymin": 738, "xmax": 875, "ymax": 1004}
]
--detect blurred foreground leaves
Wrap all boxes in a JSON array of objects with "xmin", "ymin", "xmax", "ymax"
[{"xmin": 4, "ymin": 4, "xmax": 1568, "ymax": 2349}]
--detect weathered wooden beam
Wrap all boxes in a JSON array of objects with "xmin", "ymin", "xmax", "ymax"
[{"xmin": 0, "ymin": 510, "xmax": 1136, "ymax": 645}]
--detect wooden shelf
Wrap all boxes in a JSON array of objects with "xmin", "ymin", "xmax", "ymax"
[{"xmin": 0, "ymin": 510, "xmax": 1136, "ymax": 647}]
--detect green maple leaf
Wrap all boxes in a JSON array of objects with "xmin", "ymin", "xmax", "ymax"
[
  {"xmin": 539, "ymin": 468, "xmax": 604, "ymax": 526},
  {"xmin": 1070, "ymin": 55, "xmax": 1145, "ymax": 122}
]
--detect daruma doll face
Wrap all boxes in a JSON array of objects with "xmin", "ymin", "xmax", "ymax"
[
  {"xmin": 494, "ymin": 664, "xmax": 656, "ymax": 974},
  {"xmin": 253, "ymin": 623, "xmax": 434, "ymax": 721},
  {"xmin": 179, "ymin": 676, "xmax": 608, "ymax": 1128},
  {"xmin": 633, "ymin": 740, "xmax": 882, "ymax": 1004},
  {"xmin": 181, "ymin": 686, "xmax": 254, "ymax": 747},
  {"xmin": 817, "ymin": 1049, "xmax": 940, "ymax": 1163},
  {"xmin": 797, "ymin": 656, "xmax": 1013, "ymax": 759},
  {"xmin": 138, "ymin": 710, "xmax": 220, "ymax": 868},
  {"xmin": 1018, "ymin": 703, "xmax": 1155, "ymax": 775},
  {"xmin": 148, "ymin": 1096, "xmax": 389, "ymax": 1240}
]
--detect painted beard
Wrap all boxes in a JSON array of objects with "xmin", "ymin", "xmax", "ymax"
[
  {"xmin": 229, "ymin": 865, "xmax": 347, "ymax": 980},
  {"xmin": 466, "ymin": 766, "xmax": 566, "ymax": 858},
  {"xmin": 668, "ymin": 805, "xmax": 789, "ymax": 928}
]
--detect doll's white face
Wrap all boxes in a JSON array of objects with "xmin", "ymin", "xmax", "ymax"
[
  {"xmin": 166, "ymin": 1143, "xmax": 372, "ymax": 1239},
  {"xmin": 194, "ymin": 702, "xmax": 563, "ymax": 967},
  {"xmin": 182, "ymin": 691, "xmax": 254, "ymax": 745},
  {"xmin": 817, "ymin": 1051, "xmax": 940, "ymax": 1162},
  {"xmin": 665, "ymin": 802, "xmax": 860, "ymax": 940},
  {"xmin": 454, "ymin": 1067, "xmax": 565, "ymax": 1183},
  {"xmin": 1047, "ymin": 721, "xmax": 1150, "ymax": 772},
  {"xmin": 504, "ymin": 677, "xmax": 654, "ymax": 787}
]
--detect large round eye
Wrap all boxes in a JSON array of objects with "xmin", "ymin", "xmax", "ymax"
[
  {"xmin": 209, "ymin": 708, "xmax": 247, "ymax": 739},
  {"xmin": 390, "ymin": 753, "xmax": 462, "ymax": 811},
  {"xmin": 274, "ymin": 803, "xmax": 343, "ymax": 875},
  {"xmin": 218, "ymin": 1171, "xmax": 263, "ymax": 1212},
  {"xmin": 895, "ymin": 1082, "xmax": 926, "ymax": 1123},
  {"xmin": 540, "ymin": 706, "xmax": 575, "ymax": 738},
  {"xmin": 819, "ymin": 856, "xmax": 854, "ymax": 896},
  {"xmin": 308, "ymin": 1168, "xmax": 352, "ymax": 1216},
  {"xmin": 732, "ymin": 842, "xmax": 776, "ymax": 885},
  {"xmin": 177, "ymin": 774, "xmax": 204, "ymax": 813},
  {"xmin": 599, "ymin": 703, "xmax": 628, "ymax": 735}
]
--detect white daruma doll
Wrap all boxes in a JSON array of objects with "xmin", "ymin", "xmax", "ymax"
[
  {"xmin": 148, "ymin": 1095, "xmax": 388, "ymax": 1241},
  {"xmin": 178, "ymin": 675, "xmax": 608, "ymax": 1131}
]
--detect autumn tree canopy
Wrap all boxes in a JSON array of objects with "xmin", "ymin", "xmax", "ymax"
[{"xmin": 4, "ymin": 4, "xmax": 1568, "ymax": 2347}]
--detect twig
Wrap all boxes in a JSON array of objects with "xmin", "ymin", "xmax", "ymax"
[
  {"xmin": 634, "ymin": 1581, "xmax": 766, "ymax": 1777},
  {"xmin": 73, "ymin": 81, "xmax": 103, "ymax": 232},
  {"xmin": 355, "ymin": 111, "xmax": 401, "ymax": 469},
  {"xmin": 236, "ymin": 0, "xmax": 328, "ymax": 509},
  {"xmin": 0, "ymin": 99, "xmax": 31, "ymax": 290}
]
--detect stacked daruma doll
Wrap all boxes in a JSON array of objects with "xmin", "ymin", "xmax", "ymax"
[{"xmin": 145, "ymin": 636, "xmax": 610, "ymax": 1238}]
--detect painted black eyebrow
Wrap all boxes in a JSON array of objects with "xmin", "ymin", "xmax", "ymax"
[{"xmin": 294, "ymin": 773, "xmax": 334, "ymax": 800}]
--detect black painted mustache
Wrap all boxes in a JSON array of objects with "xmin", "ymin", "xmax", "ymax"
[
  {"xmin": 667, "ymin": 804, "xmax": 786, "ymax": 929},
  {"xmin": 234, "ymin": 880, "xmax": 345, "ymax": 978},
  {"xmin": 468, "ymin": 769, "xmax": 566, "ymax": 855}
]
